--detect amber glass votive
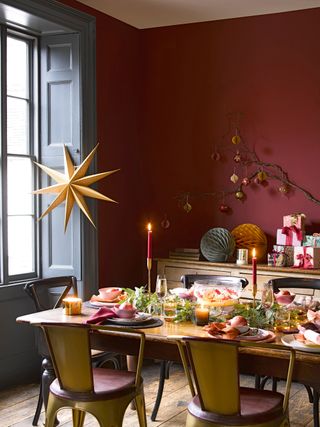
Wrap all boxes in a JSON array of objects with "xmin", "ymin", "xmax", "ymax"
[
  {"xmin": 195, "ymin": 306, "xmax": 209, "ymax": 326},
  {"xmin": 63, "ymin": 297, "xmax": 82, "ymax": 315}
]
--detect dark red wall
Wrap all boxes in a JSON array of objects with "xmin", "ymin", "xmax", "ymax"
[
  {"xmin": 140, "ymin": 8, "xmax": 320, "ymax": 260},
  {"xmin": 60, "ymin": 2, "xmax": 320, "ymax": 285},
  {"xmin": 61, "ymin": 0, "xmax": 147, "ymax": 286}
]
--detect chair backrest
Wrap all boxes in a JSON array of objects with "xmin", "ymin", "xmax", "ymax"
[
  {"xmin": 181, "ymin": 274, "xmax": 248, "ymax": 290},
  {"xmin": 268, "ymin": 277, "xmax": 320, "ymax": 292},
  {"xmin": 36, "ymin": 322, "xmax": 145, "ymax": 392},
  {"xmin": 24, "ymin": 276, "xmax": 78, "ymax": 311},
  {"xmin": 176, "ymin": 337, "xmax": 295, "ymax": 416}
]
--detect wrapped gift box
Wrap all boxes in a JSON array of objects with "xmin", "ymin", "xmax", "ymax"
[
  {"xmin": 283, "ymin": 213, "xmax": 306, "ymax": 230},
  {"xmin": 273, "ymin": 245, "xmax": 294, "ymax": 266},
  {"xmin": 276, "ymin": 229, "xmax": 304, "ymax": 246},
  {"xmin": 293, "ymin": 247, "xmax": 320, "ymax": 269},
  {"xmin": 303, "ymin": 234, "xmax": 320, "ymax": 248},
  {"xmin": 268, "ymin": 252, "xmax": 287, "ymax": 267}
]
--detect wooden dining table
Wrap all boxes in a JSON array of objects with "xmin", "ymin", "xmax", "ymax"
[{"xmin": 17, "ymin": 304, "xmax": 320, "ymax": 424}]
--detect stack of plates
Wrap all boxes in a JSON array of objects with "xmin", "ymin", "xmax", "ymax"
[{"xmin": 200, "ymin": 228, "xmax": 235, "ymax": 262}]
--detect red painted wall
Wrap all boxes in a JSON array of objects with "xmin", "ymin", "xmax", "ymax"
[
  {"xmin": 140, "ymin": 8, "xmax": 320, "ymax": 261},
  {"xmin": 61, "ymin": 0, "xmax": 147, "ymax": 286},
  {"xmin": 60, "ymin": 2, "xmax": 320, "ymax": 285}
]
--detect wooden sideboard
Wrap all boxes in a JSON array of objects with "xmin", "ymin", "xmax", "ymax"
[{"xmin": 156, "ymin": 258, "xmax": 320, "ymax": 300}]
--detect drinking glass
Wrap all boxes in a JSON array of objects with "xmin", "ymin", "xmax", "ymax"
[
  {"xmin": 156, "ymin": 274, "xmax": 168, "ymax": 299},
  {"xmin": 163, "ymin": 297, "xmax": 177, "ymax": 322},
  {"xmin": 261, "ymin": 282, "xmax": 274, "ymax": 309},
  {"xmin": 274, "ymin": 307, "xmax": 291, "ymax": 332}
]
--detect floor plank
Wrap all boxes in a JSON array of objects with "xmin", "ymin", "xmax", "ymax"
[{"xmin": 0, "ymin": 363, "xmax": 316, "ymax": 427}]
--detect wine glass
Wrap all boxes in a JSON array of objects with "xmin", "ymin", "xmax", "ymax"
[
  {"xmin": 156, "ymin": 274, "xmax": 168, "ymax": 299},
  {"xmin": 261, "ymin": 282, "xmax": 274, "ymax": 309}
]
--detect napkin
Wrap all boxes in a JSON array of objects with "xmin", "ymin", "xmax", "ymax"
[
  {"xmin": 85, "ymin": 307, "xmax": 118, "ymax": 325},
  {"xmin": 304, "ymin": 329, "xmax": 320, "ymax": 345}
]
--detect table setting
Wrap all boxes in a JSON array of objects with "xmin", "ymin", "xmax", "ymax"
[{"xmin": 80, "ymin": 275, "xmax": 320, "ymax": 352}]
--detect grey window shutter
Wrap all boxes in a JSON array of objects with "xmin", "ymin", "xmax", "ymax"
[{"xmin": 39, "ymin": 33, "xmax": 81, "ymax": 279}]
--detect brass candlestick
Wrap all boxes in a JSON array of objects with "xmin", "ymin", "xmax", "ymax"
[
  {"xmin": 147, "ymin": 258, "xmax": 152, "ymax": 294},
  {"xmin": 252, "ymin": 282, "xmax": 257, "ymax": 307}
]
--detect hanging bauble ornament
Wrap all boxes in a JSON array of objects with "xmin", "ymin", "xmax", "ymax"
[
  {"xmin": 183, "ymin": 202, "xmax": 192, "ymax": 213},
  {"xmin": 233, "ymin": 150, "xmax": 241, "ymax": 163},
  {"xmin": 230, "ymin": 173, "xmax": 239, "ymax": 184},
  {"xmin": 219, "ymin": 203, "xmax": 230, "ymax": 213},
  {"xmin": 231, "ymin": 135, "xmax": 241, "ymax": 145},
  {"xmin": 161, "ymin": 214, "xmax": 170, "ymax": 229},
  {"xmin": 235, "ymin": 191, "xmax": 244, "ymax": 200},
  {"xmin": 242, "ymin": 177, "xmax": 250, "ymax": 186},
  {"xmin": 254, "ymin": 176, "xmax": 261, "ymax": 185},
  {"xmin": 278, "ymin": 184, "xmax": 289, "ymax": 194},
  {"xmin": 211, "ymin": 151, "xmax": 221, "ymax": 161},
  {"xmin": 257, "ymin": 171, "xmax": 267, "ymax": 182}
]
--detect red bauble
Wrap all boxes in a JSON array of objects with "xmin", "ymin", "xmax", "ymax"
[
  {"xmin": 242, "ymin": 177, "xmax": 250, "ymax": 186},
  {"xmin": 211, "ymin": 151, "xmax": 221, "ymax": 161},
  {"xmin": 219, "ymin": 204, "xmax": 229, "ymax": 213},
  {"xmin": 254, "ymin": 176, "xmax": 261, "ymax": 185}
]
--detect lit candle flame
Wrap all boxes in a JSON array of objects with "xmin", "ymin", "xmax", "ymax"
[
  {"xmin": 147, "ymin": 223, "xmax": 152, "ymax": 231},
  {"xmin": 252, "ymin": 248, "xmax": 256, "ymax": 257}
]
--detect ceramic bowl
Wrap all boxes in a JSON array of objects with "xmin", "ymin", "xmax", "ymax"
[
  {"xmin": 274, "ymin": 292, "xmax": 295, "ymax": 305},
  {"xmin": 113, "ymin": 307, "xmax": 137, "ymax": 319},
  {"xmin": 98, "ymin": 287, "xmax": 122, "ymax": 301}
]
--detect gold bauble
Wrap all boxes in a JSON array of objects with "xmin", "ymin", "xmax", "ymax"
[{"xmin": 231, "ymin": 135, "xmax": 241, "ymax": 145}]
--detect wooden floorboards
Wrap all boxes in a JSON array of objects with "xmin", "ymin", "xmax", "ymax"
[{"xmin": 0, "ymin": 362, "xmax": 315, "ymax": 427}]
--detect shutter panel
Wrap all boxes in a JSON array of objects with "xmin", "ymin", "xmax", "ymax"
[{"xmin": 40, "ymin": 33, "xmax": 81, "ymax": 279}]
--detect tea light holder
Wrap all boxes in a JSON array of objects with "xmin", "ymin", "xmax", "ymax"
[
  {"xmin": 63, "ymin": 297, "xmax": 82, "ymax": 315},
  {"xmin": 195, "ymin": 306, "xmax": 209, "ymax": 326},
  {"xmin": 236, "ymin": 249, "xmax": 248, "ymax": 265}
]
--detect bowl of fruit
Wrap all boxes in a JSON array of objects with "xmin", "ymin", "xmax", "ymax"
[
  {"xmin": 113, "ymin": 302, "xmax": 137, "ymax": 319},
  {"xmin": 193, "ymin": 280, "xmax": 242, "ymax": 307},
  {"xmin": 274, "ymin": 290, "xmax": 295, "ymax": 305}
]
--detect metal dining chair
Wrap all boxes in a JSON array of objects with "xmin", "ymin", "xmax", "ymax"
[
  {"xmin": 151, "ymin": 274, "xmax": 248, "ymax": 421},
  {"xmin": 35, "ymin": 322, "xmax": 147, "ymax": 427},
  {"xmin": 176, "ymin": 336, "xmax": 295, "ymax": 427},
  {"xmin": 265, "ymin": 277, "xmax": 320, "ymax": 427},
  {"xmin": 24, "ymin": 276, "xmax": 120, "ymax": 426}
]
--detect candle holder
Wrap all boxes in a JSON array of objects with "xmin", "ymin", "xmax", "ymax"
[
  {"xmin": 194, "ymin": 305, "xmax": 209, "ymax": 326},
  {"xmin": 252, "ymin": 283, "xmax": 257, "ymax": 307},
  {"xmin": 63, "ymin": 297, "xmax": 82, "ymax": 315},
  {"xmin": 147, "ymin": 258, "xmax": 152, "ymax": 294}
]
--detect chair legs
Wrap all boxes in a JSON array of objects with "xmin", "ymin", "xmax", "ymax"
[
  {"xmin": 312, "ymin": 389, "xmax": 319, "ymax": 427},
  {"xmin": 32, "ymin": 368, "xmax": 44, "ymax": 426},
  {"xmin": 45, "ymin": 391, "xmax": 145, "ymax": 427},
  {"xmin": 257, "ymin": 376, "xmax": 319, "ymax": 427},
  {"xmin": 151, "ymin": 361, "xmax": 169, "ymax": 421},
  {"xmin": 135, "ymin": 391, "xmax": 148, "ymax": 427},
  {"xmin": 72, "ymin": 409, "xmax": 86, "ymax": 427}
]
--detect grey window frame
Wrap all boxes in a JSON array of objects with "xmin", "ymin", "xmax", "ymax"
[{"xmin": 2, "ymin": 29, "xmax": 39, "ymax": 284}]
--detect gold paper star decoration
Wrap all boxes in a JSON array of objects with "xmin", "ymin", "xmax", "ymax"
[{"xmin": 33, "ymin": 144, "xmax": 119, "ymax": 231}]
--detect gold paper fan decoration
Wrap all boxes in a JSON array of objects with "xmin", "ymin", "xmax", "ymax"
[
  {"xmin": 231, "ymin": 223, "xmax": 267, "ymax": 262},
  {"xmin": 33, "ymin": 144, "xmax": 119, "ymax": 231}
]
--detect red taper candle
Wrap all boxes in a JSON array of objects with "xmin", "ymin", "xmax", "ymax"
[
  {"xmin": 147, "ymin": 223, "xmax": 152, "ymax": 259},
  {"xmin": 252, "ymin": 248, "xmax": 257, "ymax": 298}
]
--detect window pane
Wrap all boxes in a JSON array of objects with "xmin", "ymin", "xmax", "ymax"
[
  {"xmin": 8, "ymin": 216, "xmax": 35, "ymax": 276},
  {"xmin": 7, "ymin": 97, "xmax": 29, "ymax": 154},
  {"xmin": 7, "ymin": 157, "xmax": 33, "ymax": 215},
  {"xmin": 7, "ymin": 37, "xmax": 28, "ymax": 98}
]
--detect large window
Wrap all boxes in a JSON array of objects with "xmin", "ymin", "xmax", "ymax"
[{"xmin": 2, "ymin": 30, "xmax": 37, "ymax": 283}]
